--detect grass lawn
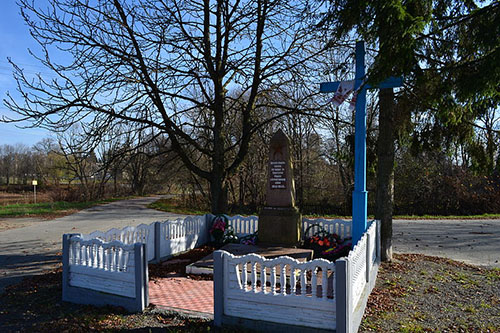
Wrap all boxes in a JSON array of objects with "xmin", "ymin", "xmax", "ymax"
[{"xmin": 0, "ymin": 198, "xmax": 128, "ymax": 218}]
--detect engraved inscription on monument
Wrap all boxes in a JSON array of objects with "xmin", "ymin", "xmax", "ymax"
[{"xmin": 270, "ymin": 161, "xmax": 286, "ymax": 189}]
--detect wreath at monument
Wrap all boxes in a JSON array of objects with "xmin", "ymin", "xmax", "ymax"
[
  {"xmin": 210, "ymin": 215, "xmax": 258, "ymax": 246},
  {"xmin": 303, "ymin": 224, "xmax": 352, "ymax": 261},
  {"xmin": 209, "ymin": 215, "xmax": 229, "ymax": 245}
]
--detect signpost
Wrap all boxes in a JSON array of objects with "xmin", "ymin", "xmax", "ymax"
[
  {"xmin": 32, "ymin": 180, "xmax": 37, "ymax": 204},
  {"xmin": 320, "ymin": 41, "xmax": 403, "ymax": 245}
]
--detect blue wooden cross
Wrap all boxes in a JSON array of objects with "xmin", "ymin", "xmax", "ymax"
[{"xmin": 320, "ymin": 41, "xmax": 403, "ymax": 246}]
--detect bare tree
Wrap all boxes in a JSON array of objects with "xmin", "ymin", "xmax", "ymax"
[{"xmin": 4, "ymin": 0, "xmax": 326, "ymax": 213}]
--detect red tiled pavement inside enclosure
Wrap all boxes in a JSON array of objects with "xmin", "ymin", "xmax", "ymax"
[{"xmin": 149, "ymin": 278, "xmax": 214, "ymax": 314}]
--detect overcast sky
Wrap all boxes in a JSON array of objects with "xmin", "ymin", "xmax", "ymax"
[{"xmin": 0, "ymin": 0, "xmax": 52, "ymax": 147}]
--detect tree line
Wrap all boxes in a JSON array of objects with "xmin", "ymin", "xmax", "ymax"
[
  {"xmin": 2, "ymin": 99, "xmax": 498, "ymax": 216},
  {"xmin": 0, "ymin": 131, "xmax": 183, "ymax": 201}
]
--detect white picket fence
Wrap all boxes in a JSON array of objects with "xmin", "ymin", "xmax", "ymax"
[
  {"xmin": 81, "ymin": 223, "xmax": 156, "ymax": 262},
  {"xmin": 79, "ymin": 215, "xmax": 209, "ymax": 263},
  {"xmin": 77, "ymin": 216, "xmax": 351, "ymax": 265},
  {"xmin": 67, "ymin": 236, "xmax": 137, "ymax": 297},
  {"xmin": 215, "ymin": 251, "xmax": 336, "ymax": 330},
  {"xmin": 62, "ymin": 234, "xmax": 148, "ymax": 312},
  {"xmin": 333, "ymin": 219, "xmax": 380, "ymax": 333},
  {"xmin": 214, "ymin": 219, "xmax": 380, "ymax": 333},
  {"xmin": 302, "ymin": 217, "xmax": 352, "ymax": 239},
  {"xmin": 64, "ymin": 214, "xmax": 379, "ymax": 328},
  {"xmin": 347, "ymin": 220, "xmax": 379, "ymax": 312},
  {"xmin": 158, "ymin": 215, "xmax": 209, "ymax": 259},
  {"xmin": 226, "ymin": 215, "xmax": 259, "ymax": 237}
]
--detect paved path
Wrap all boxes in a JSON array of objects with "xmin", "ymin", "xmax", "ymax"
[
  {"xmin": 0, "ymin": 196, "xmax": 186, "ymax": 293},
  {"xmin": 393, "ymin": 219, "xmax": 500, "ymax": 268},
  {"xmin": 149, "ymin": 278, "xmax": 214, "ymax": 316}
]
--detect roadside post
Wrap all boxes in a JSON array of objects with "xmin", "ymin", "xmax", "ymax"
[{"xmin": 32, "ymin": 179, "xmax": 37, "ymax": 204}]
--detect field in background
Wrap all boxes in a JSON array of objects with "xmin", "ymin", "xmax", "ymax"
[
  {"xmin": 0, "ymin": 189, "xmax": 133, "ymax": 218},
  {"xmin": 0, "ymin": 191, "xmax": 52, "ymax": 206}
]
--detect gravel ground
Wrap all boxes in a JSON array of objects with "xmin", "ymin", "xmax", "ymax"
[{"xmin": 360, "ymin": 254, "xmax": 500, "ymax": 332}]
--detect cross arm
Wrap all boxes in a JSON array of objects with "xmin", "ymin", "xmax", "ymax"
[
  {"xmin": 369, "ymin": 76, "xmax": 403, "ymax": 90},
  {"xmin": 319, "ymin": 81, "xmax": 340, "ymax": 93},
  {"xmin": 319, "ymin": 76, "xmax": 403, "ymax": 93}
]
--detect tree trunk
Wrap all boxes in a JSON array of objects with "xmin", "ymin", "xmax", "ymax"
[
  {"xmin": 375, "ymin": 88, "xmax": 396, "ymax": 262},
  {"xmin": 113, "ymin": 172, "xmax": 118, "ymax": 196},
  {"xmin": 210, "ymin": 176, "xmax": 227, "ymax": 214}
]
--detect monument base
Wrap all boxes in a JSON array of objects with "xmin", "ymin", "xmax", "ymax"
[{"xmin": 258, "ymin": 206, "xmax": 302, "ymax": 247}]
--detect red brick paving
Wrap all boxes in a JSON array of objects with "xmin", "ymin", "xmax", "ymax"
[{"xmin": 149, "ymin": 278, "xmax": 214, "ymax": 315}]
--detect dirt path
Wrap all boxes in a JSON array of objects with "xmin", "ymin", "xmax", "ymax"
[{"xmin": 0, "ymin": 196, "xmax": 186, "ymax": 294}]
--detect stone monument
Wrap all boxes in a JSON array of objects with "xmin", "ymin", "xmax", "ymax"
[{"xmin": 258, "ymin": 129, "xmax": 302, "ymax": 246}]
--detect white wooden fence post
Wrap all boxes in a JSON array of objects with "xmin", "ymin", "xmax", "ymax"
[
  {"xmin": 154, "ymin": 221, "xmax": 161, "ymax": 262},
  {"xmin": 366, "ymin": 228, "xmax": 371, "ymax": 283},
  {"xmin": 62, "ymin": 233, "xmax": 81, "ymax": 302},
  {"xmin": 213, "ymin": 250, "xmax": 224, "ymax": 327},
  {"xmin": 376, "ymin": 220, "xmax": 381, "ymax": 264},
  {"xmin": 134, "ymin": 243, "xmax": 148, "ymax": 310},
  {"xmin": 335, "ymin": 257, "xmax": 351, "ymax": 333}
]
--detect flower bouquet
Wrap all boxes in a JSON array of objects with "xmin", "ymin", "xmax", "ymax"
[{"xmin": 303, "ymin": 223, "xmax": 351, "ymax": 261}]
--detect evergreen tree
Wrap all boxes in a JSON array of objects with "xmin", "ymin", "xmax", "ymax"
[{"xmin": 318, "ymin": 0, "xmax": 500, "ymax": 260}]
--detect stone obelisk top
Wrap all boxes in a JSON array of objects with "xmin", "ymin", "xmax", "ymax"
[{"xmin": 266, "ymin": 129, "xmax": 296, "ymax": 207}]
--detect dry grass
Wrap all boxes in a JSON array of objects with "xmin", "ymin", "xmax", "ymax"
[{"xmin": 0, "ymin": 192, "xmax": 53, "ymax": 206}]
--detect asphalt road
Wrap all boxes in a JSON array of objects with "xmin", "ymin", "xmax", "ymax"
[
  {"xmin": 393, "ymin": 219, "xmax": 500, "ymax": 268},
  {"xmin": 0, "ymin": 196, "xmax": 186, "ymax": 293},
  {"xmin": 0, "ymin": 198, "xmax": 499, "ymax": 294}
]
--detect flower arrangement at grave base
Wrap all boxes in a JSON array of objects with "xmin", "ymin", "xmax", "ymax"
[
  {"xmin": 222, "ymin": 225, "xmax": 239, "ymax": 244},
  {"xmin": 302, "ymin": 224, "xmax": 352, "ymax": 261},
  {"xmin": 210, "ymin": 215, "xmax": 258, "ymax": 246},
  {"xmin": 239, "ymin": 232, "xmax": 258, "ymax": 245},
  {"xmin": 210, "ymin": 215, "xmax": 229, "ymax": 246}
]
